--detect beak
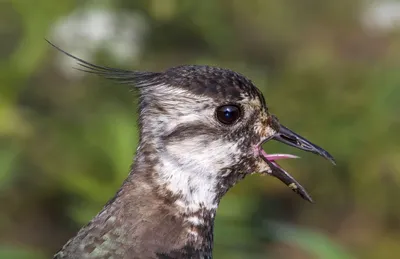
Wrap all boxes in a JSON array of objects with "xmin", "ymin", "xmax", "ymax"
[
  {"xmin": 273, "ymin": 125, "xmax": 336, "ymax": 165},
  {"xmin": 262, "ymin": 157, "xmax": 315, "ymax": 202},
  {"xmin": 259, "ymin": 124, "xmax": 335, "ymax": 203}
]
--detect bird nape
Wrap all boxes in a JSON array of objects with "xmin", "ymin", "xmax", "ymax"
[{"xmin": 48, "ymin": 40, "xmax": 335, "ymax": 259}]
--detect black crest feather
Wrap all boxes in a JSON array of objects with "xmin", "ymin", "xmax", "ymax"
[{"xmin": 46, "ymin": 39, "xmax": 161, "ymax": 87}]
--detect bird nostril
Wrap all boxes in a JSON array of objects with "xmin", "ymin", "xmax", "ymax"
[{"xmin": 280, "ymin": 134, "xmax": 297, "ymax": 143}]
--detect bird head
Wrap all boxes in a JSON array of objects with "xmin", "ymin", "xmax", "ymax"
[
  {"xmin": 138, "ymin": 65, "xmax": 335, "ymax": 204},
  {"xmin": 48, "ymin": 41, "xmax": 335, "ymax": 211}
]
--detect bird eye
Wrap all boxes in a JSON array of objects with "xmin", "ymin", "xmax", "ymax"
[{"xmin": 216, "ymin": 105, "xmax": 241, "ymax": 125}]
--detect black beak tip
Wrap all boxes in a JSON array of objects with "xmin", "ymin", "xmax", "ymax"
[
  {"xmin": 290, "ymin": 183, "xmax": 314, "ymax": 203},
  {"xmin": 322, "ymin": 151, "xmax": 336, "ymax": 165},
  {"xmin": 303, "ymin": 193, "xmax": 315, "ymax": 203}
]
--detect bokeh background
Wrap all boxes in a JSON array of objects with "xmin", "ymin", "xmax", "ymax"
[{"xmin": 1, "ymin": 0, "xmax": 400, "ymax": 258}]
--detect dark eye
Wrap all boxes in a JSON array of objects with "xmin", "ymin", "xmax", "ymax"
[{"xmin": 216, "ymin": 105, "xmax": 241, "ymax": 125}]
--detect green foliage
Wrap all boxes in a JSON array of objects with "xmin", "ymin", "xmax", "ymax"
[
  {"xmin": 1, "ymin": 0, "xmax": 399, "ymax": 258},
  {"xmin": 0, "ymin": 246, "xmax": 45, "ymax": 259},
  {"xmin": 268, "ymin": 222, "xmax": 355, "ymax": 259}
]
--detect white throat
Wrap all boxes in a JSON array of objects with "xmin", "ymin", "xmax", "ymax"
[{"xmin": 155, "ymin": 136, "xmax": 240, "ymax": 212}]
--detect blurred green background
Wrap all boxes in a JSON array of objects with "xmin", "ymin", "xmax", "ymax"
[{"xmin": 1, "ymin": 0, "xmax": 400, "ymax": 258}]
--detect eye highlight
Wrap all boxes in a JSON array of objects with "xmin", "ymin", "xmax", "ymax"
[{"xmin": 216, "ymin": 105, "xmax": 241, "ymax": 125}]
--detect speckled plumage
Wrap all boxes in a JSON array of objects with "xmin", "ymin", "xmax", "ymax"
[{"xmin": 49, "ymin": 41, "xmax": 335, "ymax": 259}]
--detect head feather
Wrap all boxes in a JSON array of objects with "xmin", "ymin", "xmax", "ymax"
[{"xmin": 46, "ymin": 39, "xmax": 161, "ymax": 87}]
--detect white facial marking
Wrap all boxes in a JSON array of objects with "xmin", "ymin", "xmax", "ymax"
[
  {"xmin": 186, "ymin": 216, "xmax": 204, "ymax": 226},
  {"xmin": 158, "ymin": 136, "xmax": 241, "ymax": 211}
]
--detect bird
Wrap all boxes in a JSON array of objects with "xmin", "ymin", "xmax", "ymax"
[{"xmin": 48, "ymin": 40, "xmax": 335, "ymax": 259}]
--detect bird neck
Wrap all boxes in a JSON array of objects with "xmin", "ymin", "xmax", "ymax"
[
  {"xmin": 88, "ymin": 142, "xmax": 219, "ymax": 256},
  {"xmin": 127, "ymin": 140, "xmax": 221, "ymax": 220},
  {"xmin": 57, "ymin": 141, "xmax": 238, "ymax": 258}
]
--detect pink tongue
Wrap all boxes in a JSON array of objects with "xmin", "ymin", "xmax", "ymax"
[{"xmin": 260, "ymin": 149, "xmax": 299, "ymax": 161}]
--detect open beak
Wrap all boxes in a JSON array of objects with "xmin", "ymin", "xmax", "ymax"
[{"xmin": 259, "ymin": 124, "xmax": 335, "ymax": 203}]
